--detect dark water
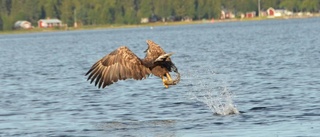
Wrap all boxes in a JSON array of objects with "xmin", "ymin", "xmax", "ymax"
[{"xmin": 1, "ymin": 18, "xmax": 320, "ymax": 137}]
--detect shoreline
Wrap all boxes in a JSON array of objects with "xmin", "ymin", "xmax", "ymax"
[{"xmin": 1, "ymin": 15, "xmax": 319, "ymax": 35}]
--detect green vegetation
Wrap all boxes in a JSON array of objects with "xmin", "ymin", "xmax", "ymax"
[{"xmin": 1, "ymin": 0, "xmax": 320, "ymax": 31}]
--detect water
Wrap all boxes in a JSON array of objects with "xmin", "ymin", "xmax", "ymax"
[{"xmin": 1, "ymin": 18, "xmax": 320, "ymax": 136}]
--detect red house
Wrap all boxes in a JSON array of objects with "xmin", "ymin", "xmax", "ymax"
[
  {"xmin": 246, "ymin": 11, "xmax": 256, "ymax": 18},
  {"xmin": 267, "ymin": 7, "xmax": 275, "ymax": 16}
]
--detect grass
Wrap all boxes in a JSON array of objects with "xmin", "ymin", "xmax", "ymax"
[
  {"xmin": 1, "ymin": 15, "xmax": 319, "ymax": 35},
  {"xmin": 0, "ymin": 21, "xmax": 207, "ymax": 35}
]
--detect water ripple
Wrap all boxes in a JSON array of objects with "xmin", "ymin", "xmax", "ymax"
[{"xmin": 1, "ymin": 18, "xmax": 320, "ymax": 137}]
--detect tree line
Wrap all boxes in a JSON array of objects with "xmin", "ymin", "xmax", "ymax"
[{"xmin": 0, "ymin": 0, "xmax": 319, "ymax": 31}]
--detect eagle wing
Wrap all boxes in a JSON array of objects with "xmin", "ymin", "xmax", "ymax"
[
  {"xmin": 145, "ymin": 40, "xmax": 167, "ymax": 61},
  {"xmin": 85, "ymin": 46, "xmax": 151, "ymax": 88}
]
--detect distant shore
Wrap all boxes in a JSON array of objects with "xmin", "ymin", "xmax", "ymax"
[{"xmin": 1, "ymin": 14, "xmax": 319, "ymax": 35}]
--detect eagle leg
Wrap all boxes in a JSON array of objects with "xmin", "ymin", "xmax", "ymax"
[
  {"xmin": 166, "ymin": 73, "xmax": 173, "ymax": 82},
  {"xmin": 161, "ymin": 76, "xmax": 169, "ymax": 88}
]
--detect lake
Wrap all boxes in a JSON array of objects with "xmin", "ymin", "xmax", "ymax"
[{"xmin": 1, "ymin": 17, "xmax": 320, "ymax": 137}]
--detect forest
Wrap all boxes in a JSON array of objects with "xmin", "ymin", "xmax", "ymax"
[{"xmin": 0, "ymin": 0, "xmax": 319, "ymax": 31}]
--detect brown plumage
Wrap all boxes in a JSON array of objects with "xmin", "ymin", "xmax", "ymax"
[{"xmin": 85, "ymin": 40, "xmax": 180, "ymax": 89}]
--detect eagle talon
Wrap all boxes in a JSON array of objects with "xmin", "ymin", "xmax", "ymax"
[
  {"xmin": 162, "ymin": 76, "xmax": 170, "ymax": 88},
  {"xmin": 163, "ymin": 72, "xmax": 180, "ymax": 86},
  {"xmin": 163, "ymin": 80, "xmax": 172, "ymax": 85},
  {"xmin": 163, "ymin": 83, "xmax": 169, "ymax": 88}
]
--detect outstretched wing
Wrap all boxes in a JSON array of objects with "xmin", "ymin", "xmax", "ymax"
[
  {"xmin": 145, "ymin": 40, "xmax": 167, "ymax": 61},
  {"xmin": 85, "ymin": 46, "xmax": 151, "ymax": 88}
]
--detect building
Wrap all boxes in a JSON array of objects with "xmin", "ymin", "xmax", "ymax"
[
  {"xmin": 14, "ymin": 20, "xmax": 32, "ymax": 29},
  {"xmin": 38, "ymin": 19, "xmax": 62, "ymax": 28},
  {"xmin": 140, "ymin": 18, "xmax": 149, "ymax": 23},
  {"xmin": 267, "ymin": 7, "xmax": 275, "ymax": 16},
  {"xmin": 246, "ymin": 11, "xmax": 256, "ymax": 18},
  {"xmin": 220, "ymin": 10, "xmax": 235, "ymax": 19},
  {"xmin": 267, "ymin": 7, "xmax": 293, "ymax": 17}
]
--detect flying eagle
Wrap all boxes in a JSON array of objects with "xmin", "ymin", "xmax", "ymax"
[{"xmin": 85, "ymin": 40, "xmax": 180, "ymax": 89}]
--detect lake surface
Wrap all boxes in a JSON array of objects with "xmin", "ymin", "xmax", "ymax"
[{"xmin": 1, "ymin": 17, "xmax": 320, "ymax": 137}]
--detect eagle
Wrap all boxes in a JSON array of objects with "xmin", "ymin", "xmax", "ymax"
[{"xmin": 85, "ymin": 40, "xmax": 180, "ymax": 89}]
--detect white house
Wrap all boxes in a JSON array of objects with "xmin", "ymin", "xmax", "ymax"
[
  {"xmin": 267, "ymin": 7, "xmax": 293, "ymax": 17},
  {"xmin": 38, "ymin": 19, "xmax": 62, "ymax": 28},
  {"xmin": 14, "ymin": 20, "xmax": 32, "ymax": 29}
]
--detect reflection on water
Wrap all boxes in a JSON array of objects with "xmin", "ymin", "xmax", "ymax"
[{"xmin": 96, "ymin": 120, "xmax": 176, "ymax": 137}]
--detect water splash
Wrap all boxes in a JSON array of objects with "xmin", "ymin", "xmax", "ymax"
[
  {"xmin": 190, "ymin": 83, "xmax": 239, "ymax": 115},
  {"xmin": 186, "ymin": 69, "xmax": 239, "ymax": 116}
]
